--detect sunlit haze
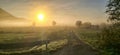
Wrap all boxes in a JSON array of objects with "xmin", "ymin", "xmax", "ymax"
[
  {"xmin": 38, "ymin": 14, "xmax": 44, "ymax": 21},
  {"xmin": 0, "ymin": 0, "xmax": 107, "ymax": 27}
]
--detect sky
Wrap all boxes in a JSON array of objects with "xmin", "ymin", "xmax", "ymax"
[{"xmin": 0, "ymin": 0, "xmax": 107, "ymax": 26}]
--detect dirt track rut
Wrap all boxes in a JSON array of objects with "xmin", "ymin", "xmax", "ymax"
[{"xmin": 53, "ymin": 31, "xmax": 98, "ymax": 55}]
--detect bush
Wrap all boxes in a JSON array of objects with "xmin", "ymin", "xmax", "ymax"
[{"xmin": 98, "ymin": 23, "xmax": 120, "ymax": 55}]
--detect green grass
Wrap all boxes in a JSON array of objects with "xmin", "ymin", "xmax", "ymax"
[
  {"xmin": 0, "ymin": 39, "xmax": 68, "ymax": 55},
  {"xmin": 0, "ymin": 27, "xmax": 100, "ymax": 55},
  {"xmin": 0, "ymin": 27, "xmax": 70, "ymax": 55},
  {"xmin": 74, "ymin": 28, "xmax": 100, "ymax": 48}
]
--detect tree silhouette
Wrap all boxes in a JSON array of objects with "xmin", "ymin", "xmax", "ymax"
[
  {"xmin": 106, "ymin": 0, "xmax": 120, "ymax": 22},
  {"xmin": 52, "ymin": 21, "xmax": 56, "ymax": 26},
  {"xmin": 82, "ymin": 22, "xmax": 92, "ymax": 28},
  {"xmin": 76, "ymin": 20, "xmax": 82, "ymax": 27},
  {"xmin": 32, "ymin": 21, "xmax": 36, "ymax": 27},
  {"xmin": 98, "ymin": 0, "xmax": 120, "ymax": 55}
]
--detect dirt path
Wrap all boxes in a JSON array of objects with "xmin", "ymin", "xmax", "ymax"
[{"xmin": 53, "ymin": 31, "xmax": 98, "ymax": 55}]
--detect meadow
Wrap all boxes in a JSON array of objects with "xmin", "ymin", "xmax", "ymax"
[{"xmin": 0, "ymin": 27, "xmax": 100, "ymax": 55}]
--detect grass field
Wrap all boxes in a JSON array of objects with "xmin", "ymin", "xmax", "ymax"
[{"xmin": 0, "ymin": 27, "xmax": 99, "ymax": 55}]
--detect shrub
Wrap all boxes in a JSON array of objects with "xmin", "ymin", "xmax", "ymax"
[{"xmin": 98, "ymin": 23, "xmax": 120, "ymax": 55}]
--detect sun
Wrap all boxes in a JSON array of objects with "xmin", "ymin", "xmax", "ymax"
[{"xmin": 38, "ymin": 14, "xmax": 44, "ymax": 21}]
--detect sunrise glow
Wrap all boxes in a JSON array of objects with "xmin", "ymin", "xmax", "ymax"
[{"xmin": 38, "ymin": 14, "xmax": 44, "ymax": 21}]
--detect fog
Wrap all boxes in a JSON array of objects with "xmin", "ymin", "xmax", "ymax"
[{"xmin": 0, "ymin": 0, "xmax": 107, "ymax": 27}]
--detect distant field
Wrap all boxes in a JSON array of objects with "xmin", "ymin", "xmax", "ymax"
[{"xmin": 0, "ymin": 27, "xmax": 66, "ymax": 43}]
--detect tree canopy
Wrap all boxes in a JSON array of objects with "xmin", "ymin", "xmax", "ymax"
[
  {"xmin": 106, "ymin": 0, "xmax": 120, "ymax": 22},
  {"xmin": 76, "ymin": 20, "xmax": 82, "ymax": 27}
]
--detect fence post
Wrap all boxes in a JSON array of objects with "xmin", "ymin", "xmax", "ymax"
[{"xmin": 45, "ymin": 40, "xmax": 49, "ymax": 55}]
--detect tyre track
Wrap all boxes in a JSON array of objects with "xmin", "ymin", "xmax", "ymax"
[{"xmin": 53, "ymin": 30, "xmax": 98, "ymax": 55}]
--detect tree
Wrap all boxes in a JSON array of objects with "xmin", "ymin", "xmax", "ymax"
[
  {"xmin": 98, "ymin": 0, "xmax": 120, "ymax": 55},
  {"xmin": 76, "ymin": 20, "xmax": 82, "ymax": 27},
  {"xmin": 52, "ymin": 21, "xmax": 56, "ymax": 26},
  {"xmin": 106, "ymin": 0, "xmax": 120, "ymax": 22},
  {"xmin": 32, "ymin": 21, "xmax": 36, "ymax": 27},
  {"xmin": 82, "ymin": 22, "xmax": 92, "ymax": 28}
]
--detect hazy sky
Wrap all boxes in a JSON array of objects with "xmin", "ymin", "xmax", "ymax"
[{"xmin": 0, "ymin": 0, "xmax": 107, "ymax": 25}]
